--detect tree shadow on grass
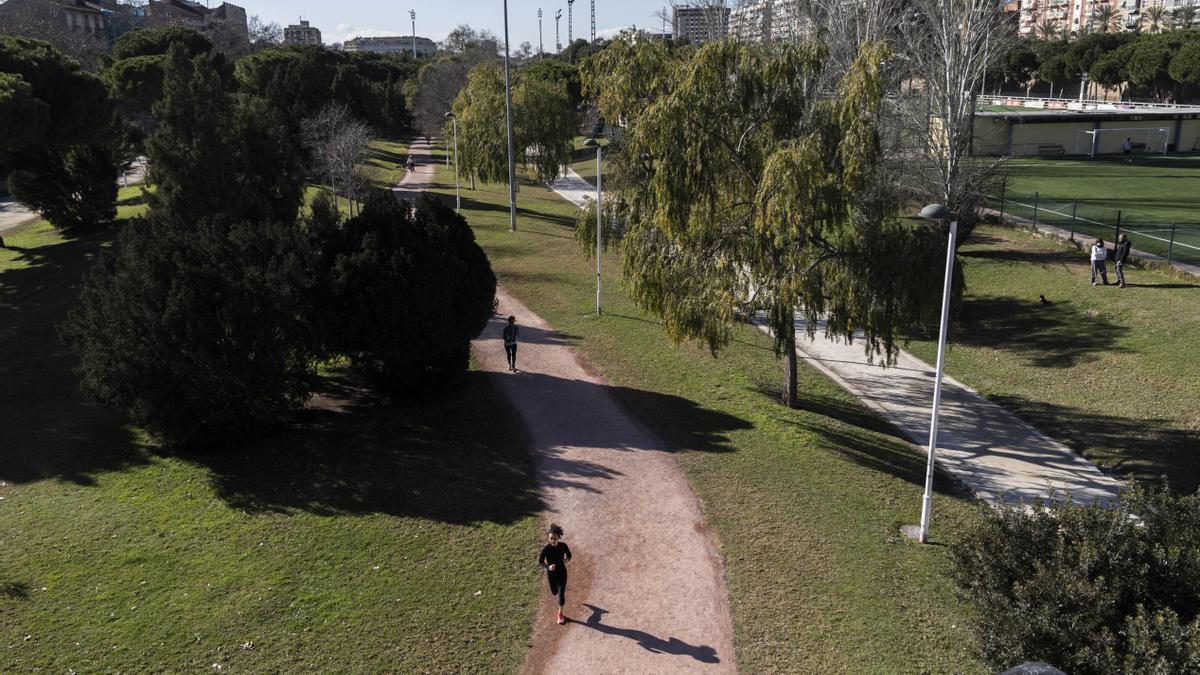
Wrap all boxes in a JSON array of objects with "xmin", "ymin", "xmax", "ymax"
[
  {"xmin": 986, "ymin": 393, "xmax": 1199, "ymax": 494},
  {"xmin": 962, "ymin": 247, "xmax": 1082, "ymax": 267},
  {"xmin": 754, "ymin": 382, "xmax": 969, "ymax": 500},
  {"xmin": 0, "ymin": 226, "xmax": 150, "ymax": 487},
  {"xmin": 951, "ymin": 295, "xmax": 1130, "ymax": 368},
  {"xmin": 192, "ymin": 365, "xmax": 752, "ymax": 523},
  {"xmin": 189, "ymin": 371, "xmax": 542, "ymax": 525},
  {"xmin": 0, "ymin": 582, "xmax": 30, "ymax": 599}
]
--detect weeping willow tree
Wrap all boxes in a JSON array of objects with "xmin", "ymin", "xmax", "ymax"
[
  {"xmin": 583, "ymin": 38, "xmax": 952, "ymax": 408},
  {"xmin": 451, "ymin": 61, "xmax": 578, "ymax": 188}
]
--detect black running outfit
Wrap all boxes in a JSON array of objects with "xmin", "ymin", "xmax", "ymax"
[{"xmin": 538, "ymin": 542, "xmax": 572, "ymax": 606}]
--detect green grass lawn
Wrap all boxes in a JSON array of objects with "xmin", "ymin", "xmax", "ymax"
[
  {"xmin": 998, "ymin": 154, "xmax": 1200, "ymax": 266},
  {"xmin": 0, "ymin": 175, "xmax": 541, "ymax": 671},
  {"xmin": 906, "ymin": 224, "xmax": 1200, "ymax": 493},
  {"xmin": 426, "ymin": 167, "xmax": 986, "ymax": 672}
]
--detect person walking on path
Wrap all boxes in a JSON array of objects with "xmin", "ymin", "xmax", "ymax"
[
  {"xmin": 1114, "ymin": 233, "xmax": 1132, "ymax": 288},
  {"xmin": 1123, "ymin": 137, "xmax": 1133, "ymax": 163},
  {"xmin": 538, "ymin": 523, "xmax": 572, "ymax": 625},
  {"xmin": 503, "ymin": 316, "xmax": 519, "ymax": 372},
  {"xmin": 1091, "ymin": 238, "xmax": 1110, "ymax": 286}
]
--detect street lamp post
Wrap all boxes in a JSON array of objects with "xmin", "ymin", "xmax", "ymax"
[
  {"xmin": 444, "ymin": 111, "xmax": 460, "ymax": 212},
  {"xmin": 502, "ymin": 0, "xmax": 518, "ymax": 231},
  {"xmin": 538, "ymin": 9, "xmax": 544, "ymax": 58},
  {"xmin": 915, "ymin": 204, "xmax": 958, "ymax": 545},
  {"xmin": 555, "ymin": 9, "xmax": 562, "ymax": 52},
  {"xmin": 410, "ymin": 10, "xmax": 416, "ymax": 59},
  {"xmin": 595, "ymin": 142, "xmax": 602, "ymax": 315}
]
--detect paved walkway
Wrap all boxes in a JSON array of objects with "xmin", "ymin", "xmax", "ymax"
[
  {"xmin": 759, "ymin": 323, "xmax": 1125, "ymax": 506},
  {"xmin": 392, "ymin": 137, "xmax": 437, "ymax": 203},
  {"xmin": 548, "ymin": 168, "xmax": 599, "ymax": 207},
  {"xmin": 402, "ymin": 146, "xmax": 736, "ymax": 673},
  {"xmin": 547, "ymin": 171, "xmax": 1124, "ymax": 507}
]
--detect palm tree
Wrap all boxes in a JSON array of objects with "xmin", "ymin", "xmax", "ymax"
[
  {"xmin": 1142, "ymin": 4, "xmax": 1169, "ymax": 33},
  {"xmin": 1034, "ymin": 17, "xmax": 1062, "ymax": 40},
  {"xmin": 1090, "ymin": 5, "xmax": 1122, "ymax": 34},
  {"xmin": 1172, "ymin": 1, "xmax": 1199, "ymax": 30}
]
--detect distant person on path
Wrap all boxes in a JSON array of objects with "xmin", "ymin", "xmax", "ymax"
[
  {"xmin": 406, "ymin": 154, "xmax": 416, "ymax": 173},
  {"xmin": 1091, "ymin": 238, "xmax": 1110, "ymax": 286},
  {"xmin": 1114, "ymin": 233, "xmax": 1132, "ymax": 288},
  {"xmin": 1123, "ymin": 137, "xmax": 1133, "ymax": 163},
  {"xmin": 503, "ymin": 316, "xmax": 519, "ymax": 372},
  {"xmin": 538, "ymin": 523, "xmax": 573, "ymax": 625}
]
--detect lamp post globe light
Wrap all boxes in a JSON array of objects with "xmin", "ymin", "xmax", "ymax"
[
  {"xmin": 444, "ymin": 111, "xmax": 461, "ymax": 212},
  {"xmin": 911, "ymin": 203, "xmax": 958, "ymax": 545}
]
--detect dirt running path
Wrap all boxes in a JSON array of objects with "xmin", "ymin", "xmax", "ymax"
[
  {"xmin": 398, "ymin": 141, "xmax": 735, "ymax": 671},
  {"xmin": 473, "ymin": 289, "xmax": 735, "ymax": 674}
]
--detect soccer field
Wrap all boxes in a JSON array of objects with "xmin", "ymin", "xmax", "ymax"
[{"xmin": 995, "ymin": 154, "xmax": 1200, "ymax": 267}]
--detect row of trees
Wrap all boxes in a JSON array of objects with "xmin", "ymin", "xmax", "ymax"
[
  {"xmin": 990, "ymin": 30, "xmax": 1200, "ymax": 102},
  {"xmin": 2, "ymin": 26, "xmax": 417, "ymax": 233}
]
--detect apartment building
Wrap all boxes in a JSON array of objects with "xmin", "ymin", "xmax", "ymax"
[
  {"xmin": 672, "ymin": 5, "xmax": 730, "ymax": 44},
  {"xmin": 284, "ymin": 19, "xmax": 322, "ymax": 45},
  {"xmin": 728, "ymin": 0, "xmax": 813, "ymax": 44}
]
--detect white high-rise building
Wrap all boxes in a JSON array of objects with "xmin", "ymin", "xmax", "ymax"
[{"xmin": 729, "ymin": 0, "xmax": 813, "ymax": 44}]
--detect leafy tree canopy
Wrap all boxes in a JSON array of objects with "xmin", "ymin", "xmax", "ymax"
[
  {"xmin": 0, "ymin": 35, "xmax": 111, "ymax": 148},
  {"xmin": 0, "ymin": 72, "xmax": 48, "ymax": 156},
  {"xmin": 111, "ymin": 26, "xmax": 214, "ymax": 61}
]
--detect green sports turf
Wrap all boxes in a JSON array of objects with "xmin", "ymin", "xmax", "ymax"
[{"xmin": 996, "ymin": 154, "xmax": 1200, "ymax": 266}]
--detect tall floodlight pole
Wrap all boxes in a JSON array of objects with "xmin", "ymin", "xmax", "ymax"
[
  {"xmin": 568, "ymin": 0, "xmax": 575, "ymax": 43},
  {"xmin": 915, "ymin": 204, "xmax": 958, "ymax": 545},
  {"xmin": 555, "ymin": 9, "xmax": 562, "ymax": 51},
  {"xmin": 539, "ymin": 9, "xmax": 544, "ymax": 57},
  {"xmin": 591, "ymin": 0, "xmax": 596, "ymax": 42},
  {"xmin": 503, "ymin": 0, "xmax": 518, "ymax": 231},
  {"xmin": 595, "ymin": 143, "xmax": 602, "ymax": 315},
  {"xmin": 410, "ymin": 10, "xmax": 416, "ymax": 58}
]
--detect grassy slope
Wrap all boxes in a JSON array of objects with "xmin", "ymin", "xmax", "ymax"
[
  {"xmin": 0, "ymin": 176, "xmax": 540, "ymax": 671},
  {"xmin": 428, "ymin": 157, "xmax": 985, "ymax": 673},
  {"xmin": 906, "ymin": 224, "xmax": 1200, "ymax": 493}
]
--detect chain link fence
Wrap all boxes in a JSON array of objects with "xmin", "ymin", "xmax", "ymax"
[{"xmin": 987, "ymin": 181, "xmax": 1200, "ymax": 270}]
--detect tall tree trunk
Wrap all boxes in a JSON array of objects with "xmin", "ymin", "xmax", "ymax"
[{"xmin": 782, "ymin": 325, "xmax": 798, "ymax": 409}]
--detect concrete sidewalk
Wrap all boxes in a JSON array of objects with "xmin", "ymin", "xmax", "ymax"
[
  {"xmin": 760, "ymin": 318, "xmax": 1125, "ymax": 506},
  {"xmin": 549, "ymin": 168, "xmax": 599, "ymax": 208},
  {"xmin": 545, "ymin": 170, "xmax": 1125, "ymax": 507}
]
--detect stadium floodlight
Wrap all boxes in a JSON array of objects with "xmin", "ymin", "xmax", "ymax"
[{"xmin": 1075, "ymin": 127, "xmax": 1171, "ymax": 158}]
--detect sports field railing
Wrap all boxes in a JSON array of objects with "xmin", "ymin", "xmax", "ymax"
[{"xmin": 986, "ymin": 183, "xmax": 1200, "ymax": 270}]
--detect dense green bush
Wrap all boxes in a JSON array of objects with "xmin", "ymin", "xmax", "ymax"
[
  {"xmin": 61, "ymin": 213, "xmax": 315, "ymax": 448},
  {"xmin": 950, "ymin": 486, "xmax": 1200, "ymax": 673},
  {"xmin": 315, "ymin": 191, "xmax": 495, "ymax": 389},
  {"xmin": 7, "ymin": 144, "xmax": 118, "ymax": 230}
]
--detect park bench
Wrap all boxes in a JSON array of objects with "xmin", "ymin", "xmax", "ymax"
[{"xmin": 1036, "ymin": 143, "xmax": 1065, "ymax": 156}]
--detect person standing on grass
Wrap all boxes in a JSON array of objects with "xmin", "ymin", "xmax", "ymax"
[
  {"xmin": 1114, "ymin": 233, "xmax": 1132, "ymax": 288},
  {"xmin": 1123, "ymin": 137, "xmax": 1133, "ymax": 163},
  {"xmin": 538, "ymin": 523, "xmax": 572, "ymax": 625},
  {"xmin": 1091, "ymin": 238, "xmax": 1110, "ymax": 286},
  {"xmin": 503, "ymin": 315, "xmax": 519, "ymax": 372}
]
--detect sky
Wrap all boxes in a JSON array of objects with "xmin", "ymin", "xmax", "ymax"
[{"xmin": 231, "ymin": 0, "xmax": 677, "ymax": 48}]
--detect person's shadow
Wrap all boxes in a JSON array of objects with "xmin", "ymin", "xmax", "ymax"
[{"xmin": 575, "ymin": 604, "xmax": 720, "ymax": 664}]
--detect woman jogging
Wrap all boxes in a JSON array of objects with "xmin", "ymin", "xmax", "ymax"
[
  {"xmin": 503, "ymin": 316, "xmax": 519, "ymax": 372},
  {"xmin": 1090, "ymin": 239, "xmax": 1110, "ymax": 286},
  {"xmin": 538, "ymin": 523, "xmax": 572, "ymax": 625}
]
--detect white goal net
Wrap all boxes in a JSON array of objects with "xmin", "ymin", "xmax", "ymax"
[{"xmin": 1074, "ymin": 128, "xmax": 1170, "ymax": 157}]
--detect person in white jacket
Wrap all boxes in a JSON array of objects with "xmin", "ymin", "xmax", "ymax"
[{"xmin": 1090, "ymin": 239, "xmax": 1110, "ymax": 286}]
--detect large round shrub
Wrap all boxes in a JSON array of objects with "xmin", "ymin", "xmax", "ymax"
[{"xmin": 319, "ymin": 191, "xmax": 496, "ymax": 388}]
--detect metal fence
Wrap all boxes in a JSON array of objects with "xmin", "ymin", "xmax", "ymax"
[{"xmin": 986, "ymin": 183, "xmax": 1200, "ymax": 270}]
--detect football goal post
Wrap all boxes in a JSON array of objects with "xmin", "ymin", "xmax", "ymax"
[{"xmin": 1074, "ymin": 127, "xmax": 1171, "ymax": 157}]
